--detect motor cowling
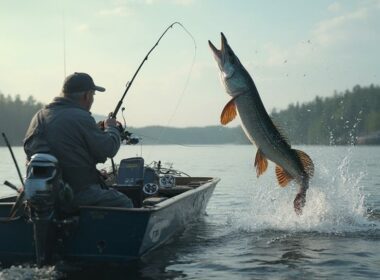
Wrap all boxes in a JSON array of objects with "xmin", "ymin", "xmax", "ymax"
[
  {"xmin": 25, "ymin": 153, "xmax": 61, "ymax": 212},
  {"xmin": 24, "ymin": 153, "xmax": 62, "ymax": 267}
]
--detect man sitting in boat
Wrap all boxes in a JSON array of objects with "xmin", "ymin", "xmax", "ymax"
[{"xmin": 23, "ymin": 72, "xmax": 133, "ymax": 210}]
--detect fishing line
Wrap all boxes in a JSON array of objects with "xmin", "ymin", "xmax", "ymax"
[
  {"xmin": 112, "ymin": 22, "xmax": 196, "ymax": 118},
  {"xmin": 113, "ymin": 22, "xmax": 197, "ymax": 160},
  {"xmin": 61, "ymin": 1, "xmax": 67, "ymax": 78},
  {"xmin": 144, "ymin": 22, "xmax": 197, "ymax": 157}
]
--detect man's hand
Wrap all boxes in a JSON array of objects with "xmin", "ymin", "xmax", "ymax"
[
  {"xmin": 98, "ymin": 116, "xmax": 123, "ymax": 133},
  {"xmin": 104, "ymin": 118, "xmax": 117, "ymax": 128},
  {"xmin": 97, "ymin": 119, "xmax": 117, "ymax": 130},
  {"xmin": 104, "ymin": 118, "xmax": 124, "ymax": 134}
]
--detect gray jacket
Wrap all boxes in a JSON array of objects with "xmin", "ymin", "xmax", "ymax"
[{"xmin": 24, "ymin": 97, "xmax": 121, "ymax": 193}]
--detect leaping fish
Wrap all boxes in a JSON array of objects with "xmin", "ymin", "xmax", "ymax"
[{"xmin": 208, "ymin": 33, "xmax": 314, "ymax": 215}]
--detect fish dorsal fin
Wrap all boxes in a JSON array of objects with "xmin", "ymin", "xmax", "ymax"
[
  {"xmin": 254, "ymin": 149, "xmax": 268, "ymax": 177},
  {"xmin": 220, "ymin": 98, "xmax": 237, "ymax": 125},
  {"xmin": 271, "ymin": 117, "xmax": 290, "ymax": 147},
  {"xmin": 275, "ymin": 165, "xmax": 293, "ymax": 187},
  {"xmin": 294, "ymin": 149, "xmax": 314, "ymax": 178}
]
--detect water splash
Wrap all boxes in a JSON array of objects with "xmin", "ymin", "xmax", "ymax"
[
  {"xmin": 0, "ymin": 265, "xmax": 59, "ymax": 280},
  {"xmin": 228, "ymin": 147, "xmax": 378, "ymax": 234}
]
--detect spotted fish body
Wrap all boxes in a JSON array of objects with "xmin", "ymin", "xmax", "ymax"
[{"xmin": 209, "ymin": 33, "xmax": 314, "ymax": 215}]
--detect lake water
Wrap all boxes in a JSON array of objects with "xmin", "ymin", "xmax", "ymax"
[{"xmin": 0, "ymin": 145, "xmax": 379, "ymax": 279}]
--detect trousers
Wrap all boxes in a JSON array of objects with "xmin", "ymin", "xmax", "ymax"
[{"xmin": 72, "ymin": 184, "xmax": 133, "ymax": 208}]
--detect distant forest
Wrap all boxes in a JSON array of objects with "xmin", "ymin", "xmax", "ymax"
[
  {"xmin": 128, "ymin": 125, "xmax": 248, "ymax": 145},
  {"xmin": 0, "ymin": 85, "xmax": 379, "ymax": 146},
  {"xmin": 0, "ymin": 94, "xmax": 43, "ymax": 146},
  {"xmin": 271, "ymin": 84, "xmax": 380, "ymax": 145}
]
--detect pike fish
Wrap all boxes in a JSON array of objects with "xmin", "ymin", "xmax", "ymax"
[{"xmin": 208, "ymin": 33, "xmax": 314, "ymax": 215}]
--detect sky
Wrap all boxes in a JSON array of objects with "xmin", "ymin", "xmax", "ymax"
[{"xmin": 0, "ymin": 0, "xmax": 379, "ymax": 127}]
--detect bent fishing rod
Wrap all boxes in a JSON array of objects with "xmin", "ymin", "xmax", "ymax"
[
  {"xmin": 107, "ymin": 22, "xmax": 195, "ymax": 174},
  {"xmin": 111, "ymin": 21, "xmax": 194, "ymax": 119},
  {"xmin": 108, "ymin": 22, "xmax": 179, "ymax": 173}
]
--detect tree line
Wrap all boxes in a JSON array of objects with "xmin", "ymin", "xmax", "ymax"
[
  {"xmin": 0, "ymin": 93, "xmax": 43, "ymax": 146},
  {"xmin": 271, "ymin": 84, "xmax": 380, "ymax": 145},
  {"xmin": 127, "ymin": 125, "xmax": 249, "ymax": 145},
  {"xmin": 0, "ymin": 85, "xmax": 379, "ymax": 146}
]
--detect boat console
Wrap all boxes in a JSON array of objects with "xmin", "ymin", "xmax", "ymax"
[
  {"xmin": 112, "ymin": 157, "xmax": 210, "ymax": 209},
  {"xmin": 114, "ymin": 157, "xmax": 158, "ymax": 207}
]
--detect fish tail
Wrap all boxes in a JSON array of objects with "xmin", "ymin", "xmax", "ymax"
[
  {"xmin": 293, "ymin": 179, "xmax": 308, "ymax": 215},
  {"xmin": 293, "ymin": 149, "xmax": 314, "ymax": 179},
  {"xmin": 292, "ymin": 149, "xmax": 314, "ymax": 215}
]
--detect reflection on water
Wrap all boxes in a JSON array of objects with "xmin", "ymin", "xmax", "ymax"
[{"xmin": 57, "ymin": 232, "xmax": 190, "ymax": 280}]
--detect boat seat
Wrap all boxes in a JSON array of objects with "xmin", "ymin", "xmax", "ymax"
[
  {"xmin": 114, "ymin": 186, "xmax": 143, "ymax": 208},
  {"xmin": 143, "ymin": 196, "xmax": 168, "ymax": 206}
]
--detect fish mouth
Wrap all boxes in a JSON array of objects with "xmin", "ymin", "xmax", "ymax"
[{"xmin": 208, "ymin": 32, "xmax": 228, "ymax": 64}]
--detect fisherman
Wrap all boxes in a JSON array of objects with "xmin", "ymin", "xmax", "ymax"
[{"xmin": 24, "ymin": 72, "xmax": 133, "ymax": 210}]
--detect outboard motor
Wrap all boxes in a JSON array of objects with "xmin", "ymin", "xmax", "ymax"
[{"xmin": 24, "ymin": 153, "xmax": 62, "ymax": 267}]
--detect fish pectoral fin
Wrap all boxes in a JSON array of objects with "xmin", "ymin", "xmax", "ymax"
[
  {"xmin": 294, "ymin": 149, "xmax": 315, "ymax": 178},
  {"xmin": 220, "ymin": 99, "xmax": 237, "ymax": 125},
  {"xmin": 275, "ymin": 165, "xmax": 293, "ymax": 187},
  {"xmin": 254, "ymin": 149, "xmax": 268, "ymax": 177}
]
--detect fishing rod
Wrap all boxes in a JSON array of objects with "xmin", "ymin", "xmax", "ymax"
[
  {"xmin": 111, "ymin": 22, "xmax": 193, "ymax": 119},
  {"xmin": 3, "ymin": 180, "xmax": 21, "ymax": 193},
  {"xmin": 1, "ymin": 132, "xmax": 25, "ymax": 219},
  {"xmin": 108, "ymin": 22, "xmax": 196, "ymax": 173},
  {"xmin": 1, "ymin": 133, "xmax": 25, "ymax": 189}
]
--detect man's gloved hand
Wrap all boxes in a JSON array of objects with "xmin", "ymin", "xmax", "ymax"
[
  {"xmin": 98, "ymin": 118, "xmax": 123, "ymax": 133},
  {"xmin": 104, "ymin": 118, "xmax": 117, "ymax": 129},
  {"xmin": 98, "ymin": 118, "xmax": 124, "ymax": 133}
]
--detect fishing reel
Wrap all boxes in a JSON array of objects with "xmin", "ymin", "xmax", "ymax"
[
  {"xmin": 120, "ymin": 129, "xmax": 140, "ymax": 145},
  {"xmin": 98, "ymin": 120, "xmax": 139, "ymax": 145}
]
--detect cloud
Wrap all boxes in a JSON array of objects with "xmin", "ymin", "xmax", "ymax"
[
  {"xmin": 97, "ymin": 6, "xmax": 131, "ymax": 17},
  {"xmin": 259, "ymin": 1, "xmax": 380, "ymax": 72},
  {"xmin": 313, "ymin": 8, "xmax": 368, "ymax": 47}
]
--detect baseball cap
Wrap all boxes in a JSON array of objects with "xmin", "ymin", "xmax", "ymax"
[{"xmin": 62, "ymin": 72, "xmax": 105, "ymax": 94}]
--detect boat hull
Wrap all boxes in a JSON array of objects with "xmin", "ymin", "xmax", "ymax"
[{"xmin": 0, "ymin": 177, "xmax": 219, "ymax": 265}]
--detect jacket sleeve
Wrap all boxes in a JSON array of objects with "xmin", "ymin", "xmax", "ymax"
[
  {"xmin": 77, "ymin": 115, "xmax": 121, "ymax": 163},
  {"xmin": 23, "ymin": 110, "xmax": 51, "ymax": 160}
]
